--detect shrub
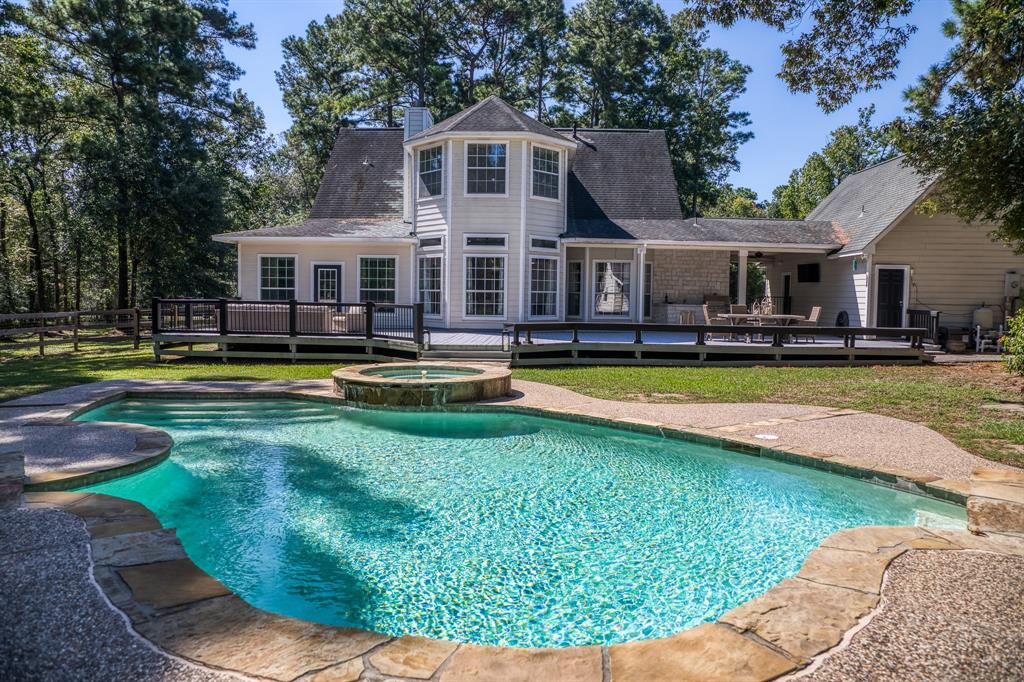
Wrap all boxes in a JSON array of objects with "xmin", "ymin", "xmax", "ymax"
[{"xmin": 1004, "ymin": 310, "xmax": 1024, "ymax": 376}]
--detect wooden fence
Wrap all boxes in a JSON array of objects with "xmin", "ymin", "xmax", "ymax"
[{"xmin": 0, "ymin": 308, "xmax": 150, "ymax": 356}]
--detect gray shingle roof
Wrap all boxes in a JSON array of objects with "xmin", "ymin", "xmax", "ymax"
[
  {"xmin": 213, "ymin": 218, "xmax": 412, "ymax": 241},
  {"xmin": 560, "ymin": 129, "xmax": 684, "ymax": 221},
  {"xmin": 566, "ymin": 217, "xmax": 841, "ymax": 246},
  {"xmin": 807, "ymin": 155, "xmax": 935, "ymax": 255},
  {"xmin": 309, "ymin": 128, "xmax": 405, "ymax": 218},
  {"xmin": 407, "ymin": 96, "xmax": 567, "ymax": 144}
]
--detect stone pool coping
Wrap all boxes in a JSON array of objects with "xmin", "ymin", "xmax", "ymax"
[{"xmin": 3, "ymin": 380, "xmax": 1024, "ymax": 680}]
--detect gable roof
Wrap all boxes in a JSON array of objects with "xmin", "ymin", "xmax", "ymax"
[
  {"xmin": 561, "ymin": 129, "xmax": 684, "ymax": 222},
  {"xmin": 807, "ymin": 155, "xmax": 936, "ymax": 255},
  {"xmin": 407, "ymin": 96, "xmax": 567, "ymax": 144},
  {"xmin": 309, "ymin": 128, "xmax": 404, "ymax": 219}
]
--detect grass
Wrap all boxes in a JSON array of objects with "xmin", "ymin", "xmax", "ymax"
[
  {"xmin": 515, "ymin": 364, "xmax": 1024, "ymax": 467},
  {"xmin": 3, "ymin": 341, "xmax": 1023, "ymax": 467}
]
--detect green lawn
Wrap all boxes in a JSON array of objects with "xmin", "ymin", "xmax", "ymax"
[{"xmin": 3, "ymin": 341, "xmax": 1022, "ymax": 467}]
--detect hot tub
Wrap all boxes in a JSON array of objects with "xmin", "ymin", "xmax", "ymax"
[{"xmin": 332, "ymin": 363, "xmax": 512, "ymax": 406}]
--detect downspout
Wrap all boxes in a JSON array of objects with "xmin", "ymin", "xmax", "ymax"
[
  {"xmin": 444, "ymin": 139, "xmax": 453, "ymax": 329},
  {"xmin": 519, "ymin": 141, "xmax": 528, "ymax": 322}
]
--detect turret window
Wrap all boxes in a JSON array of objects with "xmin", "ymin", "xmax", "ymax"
[
  {"xmin": 466, "ymin": 143, "xmax": 507, "ymax": 194},
  {"xmin": 418, "ymin": 146, "xmax": 443, "ymax": 197},
  {"xmin": 531, "ymin": 146, "xmax": 560, "ymax": 200}
]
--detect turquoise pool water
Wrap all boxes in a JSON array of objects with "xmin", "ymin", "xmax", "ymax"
[
  {"xmin": 78, "ymin": 399, "xmax": 964, "ymax": 648},
  {"xmin": 360, "ymin": 366, "xmax": 482, "ymax": 380}
]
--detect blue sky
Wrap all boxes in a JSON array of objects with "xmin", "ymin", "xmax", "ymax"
[{"xmin": 222, "ymin": 0, "xmax": 955, "ymax": 201}]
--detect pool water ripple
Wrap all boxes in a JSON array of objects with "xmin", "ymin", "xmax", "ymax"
[{"xmin": 78, "ymin": 399, "xmax": 964, "ymax": 648}]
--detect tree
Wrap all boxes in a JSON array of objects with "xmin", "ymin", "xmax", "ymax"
[
  {"xmin": 768, "ymin": 106, "xmax": 897, "ymax": 219},
  {"xmin": 445, "ymin": 0, "xmax": 533, "ymax": 107},
  {"xmin": 687, "ymin": 0, "xmax": 917, "ymax": 113},
  {"xmin": 657, "ymin": 15, "xmax": 752, "ymax": 216},
  {"xmin": 520, "ymin": 0, "xmax": 566, "ymax": 123},
  {"xmin": 897, "ymin": 0, "xmax": 1024, "ymax": 251},
  {"xmin": 559, "ymin": 0, "xmax": 671, "ymax": 127},
  {"xmin": 704, "ymin": 186, "xmax": 766, "ymax": 218}
]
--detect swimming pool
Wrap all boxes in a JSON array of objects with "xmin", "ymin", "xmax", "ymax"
[{"xmin": 78, "ymin": 399, "xmax": 964, "ymax": 648}]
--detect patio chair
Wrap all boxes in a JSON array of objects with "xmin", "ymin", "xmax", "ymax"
[
  {"xmin": 794, "ymin": 306, "xmax": 822, "ymax": 342},
  {"xmin": 702, "ymin": 304, "xmax": 732, "ymax": 342},
  {"xmin": 729, "ymin": 304, "xmax": 748, "ymax": 315}
]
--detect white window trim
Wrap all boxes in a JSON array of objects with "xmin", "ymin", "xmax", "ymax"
[
  {"xmin": 417, "ymin": 234, "xmax": 444, "ymax": 252},
  {"xmin": 309, "ymin": 261, "xmax": 344, "ymax": 303},
  {"xmin": 591, "ymin": 259, "xmax": 633, "ymax": 319},
  {"xmin": 871, "ymin": 264, "xmax": 911, "ymax": 327},
  {"xmin": 529, "ymin": 234, "xmax": 560, "ymax": 253},
  {"xmin": 463, "ymin": 253, "xmax": 507, "ymax": 320},
  {"xmin": 357, "ymin": 255, "xmax": 399, "ymax": 305},
  {"xmin": 463, "ymin": 232, "xmax": 509, "ymax": 251},
  {"xmin": 417, "ymin": 255, "xmax": 443, "ymax": 319},
  {"xmin": 528, "ymin": 255, "xmax": 560, "ymax": 320},
  {"xmin": 257, "ymin": 253, "xmax": 297, "ymax": 302},
  {"xmin": 463, "ymin": 140, "xmax": 510, "ymax": 198},
  {"xmin": 416, "ymin": 145, "xmax": 444, "ymax": 201},
  {"xmin": 530, "ymin": 143, "xmax": 562, "ymax": 203}
]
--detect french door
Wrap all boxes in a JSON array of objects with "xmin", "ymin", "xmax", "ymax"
[{"xmin": 312, "ymin": 264, "xmax": 343, "ymax": 303}]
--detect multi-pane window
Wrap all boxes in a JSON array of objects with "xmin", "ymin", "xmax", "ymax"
[
  {"xmin": 465, "ymin": 256, "xmax": 505, "ymax": 317},
  {"xmin": 259, "ymin": 256, "xmax": 295, "ymax": 301},
  {"xmin": 643, "ymin": 262, "xmax": 653, "ymax": 320},
  {"xmin": 418, "ymin": 256, "xmax": 442, "ymax": 316},
  {"xmin": 530, "ymin": 257, "xmax": 558, "ymax": 318},
  {"xmin": 594, "ymin": 261, "xmax": 631, "ymax": 316},
  {"xmin": 418, "ymin": 146, "xmax": 443, "ymax": 197},
  {"xmin": 466, "ymin": 143, "xmax": 507, "ymax": 194},
  {"xmin": 532, "ymin": 146, "xmax": 559, "ymax": 199},
  {"xmin": 359, "ymin": 256, "xmax": 396, "ymax": 304},
  {"xmin": 419, "ymin": 236, "xmax": 442, "ymax": 249},
  {"xmin": 530, "ymin": 236, "xmax": 559, "ymax": 251}
]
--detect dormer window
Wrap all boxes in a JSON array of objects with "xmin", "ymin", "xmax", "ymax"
[
  {"xmin": 531, "ymin": 146, "xmax": 559, "ymax": 200},
  {"xmin": 466, "ymin": 143, "xmax": 507, "ymax": 194},
  {"xmin": 418, "ymin": 145, "xmax": 443, "ymax": 197}
]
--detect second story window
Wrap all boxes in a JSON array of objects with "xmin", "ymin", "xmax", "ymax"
[
  {"xmin": 466, "ymin": 143, "xmax": 506, "ymax": 194},
  {"xmin": 532, "ymin": 146, "xmax": 559, "ymax": 200},
  {"xmin": 418, "ymin": 146, "xmax": 443, "ymax": 197}
]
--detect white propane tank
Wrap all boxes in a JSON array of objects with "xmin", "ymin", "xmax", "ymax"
[{"xmin": 973, "ymin": 306, "xmax": 995, "ymax": 331}]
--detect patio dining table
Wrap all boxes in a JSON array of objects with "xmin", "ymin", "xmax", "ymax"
[{"xmin": 719, "ymin": 313, "xmax": 807, "ymax": 326}]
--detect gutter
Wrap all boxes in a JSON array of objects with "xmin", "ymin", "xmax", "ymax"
[{"xmin": 212, "ymin": 235, "xmax": 418, "ymax": 245}]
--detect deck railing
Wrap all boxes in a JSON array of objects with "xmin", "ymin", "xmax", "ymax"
[
  {"xmin": 152, "ymin": 298, "xmax": 424, "ymax": 345},
  {"xmin": 509, "ymin": 321, "xmax": 929, "ymax": 349},
  {"xmin": 906, "ymin": 309, "xmax": 940, "ymax": 342}
]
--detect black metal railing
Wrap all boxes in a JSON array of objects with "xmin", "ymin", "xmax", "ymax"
[
  {"xmin": 509, "ymin": 321, "xmax": 929, "ymax": 350},
  {"xmin": 152, "ymin": 298, "xmax": 424, "ymax": 345},
  {"xmin": 906, "ymin": 309, "xmax": 940, "ymax": 342}
]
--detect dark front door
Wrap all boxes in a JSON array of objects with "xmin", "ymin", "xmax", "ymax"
[
  {"xmin": 313, "ymin": 265, "xmax": 342, "ymax": 302},
  {"xmin": 782, "ymin": 273, "xmax": 792, "ymax": 314},
  {"xmin": 876, "ymin": 268, "xmax": 905, "ymax": 327}
]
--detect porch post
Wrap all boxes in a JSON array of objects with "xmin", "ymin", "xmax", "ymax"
[
  {"xmin": 583, "ymin": 246, "xmax": 591, "ymax": 321},
  {"xmin": 636, "ymin": 245, "xmax": 647, "ymax": 322},
  {"xmin": 737, "ymin": 249, "xmax": 749, "ymax": 307}
]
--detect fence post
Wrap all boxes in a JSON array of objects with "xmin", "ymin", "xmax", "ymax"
[
  {"xmin": 413, "ymin": 302, "xmax": 424, "ymax": 346},
  {"xmin": 38, "ymin": 315, "xmax": 45, "ymax": 357},
  {"xmin": 218, "ymin": 298, "xmax": 229, "ymax": 335},
  {"xmin": 633, "ymin": 325, "xmax": 643, "ymax": 344},
  {"xmin": 132, "ymin": 308, "xmax": 141, "ymax": 349},
  {"xmin": 288, "ymin": 299, "xmax": 297, "ymax": 337},
  {"xmin": 364, "ymin": 301, "xmax": 375, "ymax": 340},
  {"xmin": 151, "ymin": 298, "xmax": 160, "ymax": 335},
  {"xmin": 73, "ymin": 312, "xmax": 80, "ymax": 352}
]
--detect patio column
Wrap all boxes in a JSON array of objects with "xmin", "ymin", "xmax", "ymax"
[
  {"xmin": 636, "ymin": 245, "xmax": 647, "ymax": 322},
  {"xmin": 737, "ymin": 249, "xmax": 749, "ymax": 307}
]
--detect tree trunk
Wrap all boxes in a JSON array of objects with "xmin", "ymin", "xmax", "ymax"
[
  {"xmin": 74, "ymin": 240, "xmax": 82, "ymax": 311},
  {"xmin": 22, "ymin": 183, "xmax": 46, "ymax": 312},
  {"xmin": 0, "ymin": 199, "xmax": 12, "ymax": 312}
]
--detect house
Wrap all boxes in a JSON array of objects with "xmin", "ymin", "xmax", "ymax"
[{"xmin": 214, "ymin": 96, "xmax": 1023, "ymax": 334}]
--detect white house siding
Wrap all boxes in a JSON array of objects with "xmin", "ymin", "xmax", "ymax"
[
  {"xmin": 237, "ymin": 241, "xmax": 414, "ymax": 304},
  {"xmin": 872, "ymin": 212, "xmax": 1022, "ymax": 327},
  {"xmin": 766, "ymin": 254, "xmax": 869, "ymax": 327}
]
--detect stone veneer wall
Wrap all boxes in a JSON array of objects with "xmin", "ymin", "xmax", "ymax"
[{"xmin": 648, "ymin": 249, "xmax": 730, "ymax": 320}]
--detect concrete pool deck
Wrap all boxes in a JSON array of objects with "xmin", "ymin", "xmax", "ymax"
[{"xmin": 2, "ymin": 377, "xmax": 1024, "ymax": 680}]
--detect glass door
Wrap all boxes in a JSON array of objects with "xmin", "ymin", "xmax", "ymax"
[
  {"xmin": 566, "ymin": 261, "xmax": 582, "ymax": 318},
  {"xmin": 313, "ymin": 264, "xmax": 342, "ymax": 303},
  {"xmin": 593, "ymin": 261, "xmax": 631, "ymax": 316}
]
